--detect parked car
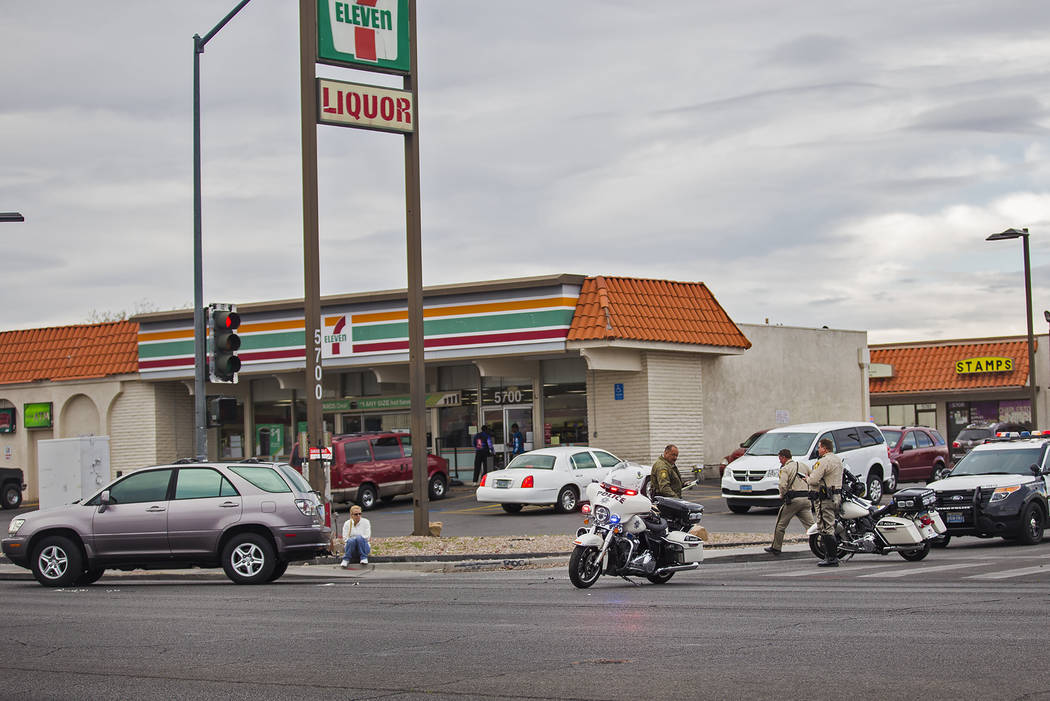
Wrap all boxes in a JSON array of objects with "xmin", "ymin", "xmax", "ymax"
[
  {"xmin": 951, "ymin": 422, "xmax": 1030, "ymax": 463},
  {"xmin": 1, "ymin": 467, "xmax": 26, "ymax": 509},
  {"xmin": 475, "ymin": 446, "xmax": 641, "ymax": 513},
  {"xmin": 2, "ymin": 460, "xmax": 331, "ymax": 587},
  {"xmin": 929, "ymin": 433, "xmax": 1050, "ymax": 547},
  {"xmin": 328, "ymin": 432, "xmax": 449, "ymax": 510},
  {"xmin": 719, "ymin": 429, "xmax": 770, "ymax": 477},
  {"xmin": 879, "ymin": 426, "xmax": 950, "ymax": 485},
  {"xmin": 721, "ymin": 421, "xmax": 891, "ymax": 512}
]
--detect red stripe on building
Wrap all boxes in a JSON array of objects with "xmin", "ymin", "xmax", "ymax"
[
  {"xmin": 139, "ymin": 357, "xmax": 194, "ymax": 370},
  {"xmin": 353, "ymin": 328, "xmax": 568, "ymax": 354},
  {"xmin": 238, "ymin": 349, "xmax": 306, "ymax": 362}
]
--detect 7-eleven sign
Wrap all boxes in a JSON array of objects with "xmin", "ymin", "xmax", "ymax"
[{"xmin": 318, "ymin": 0, "xmax": 410, "ymax": 74}]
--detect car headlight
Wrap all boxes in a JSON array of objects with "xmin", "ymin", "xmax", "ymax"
[
  {"xmin": 8, "ymin": 518, "xmax": 25, "ymax": 535},
  {"xmin": 765, "ymin": 468, "xmax": 780, "ymax": 479},
  {"xmin": 989, "ymin": 486, "xmax": 1020, "ymax": 503}
]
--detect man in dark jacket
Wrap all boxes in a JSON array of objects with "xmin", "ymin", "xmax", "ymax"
[
  {"xmin": 650, "ymin": 444, "xmax": 683, "ymax": 499},
  {"xmin": 472, "ymin": 425, "xmax": 494, "ymax": 483}
]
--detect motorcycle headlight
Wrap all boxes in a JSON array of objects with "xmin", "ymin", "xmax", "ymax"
[
  {"xmin": 8, "ymin": 518, "xmax": 25, "ymax": 535},
  {"xmin": 989, "ymin": 486, "xmax": 1020, "ymax": 503}
]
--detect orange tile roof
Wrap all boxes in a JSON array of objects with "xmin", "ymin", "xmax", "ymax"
[
  {"xmin": 568, "ymin": 276, "xmax": 751, "ymax": 349},
  {"xmin": 870, "ymin": 340, "xmax": 1034, "ymax": 393},
  {"xmin": 0, "ymin": 321, "xmax": 139, "ymax": 385}
]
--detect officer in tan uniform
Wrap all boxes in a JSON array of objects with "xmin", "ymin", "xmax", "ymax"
[
  {"xmin": 807, "ymin": 437, "xmax": 844, "ymax": 567},
  {"xmin": 650, "ymin": 445, "xmax": 683, "ymax": 499},
  {"xmin": 764, "ymin": 448, "xmax": 815, "ymax": 555}
]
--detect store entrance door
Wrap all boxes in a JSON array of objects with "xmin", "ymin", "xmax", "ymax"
[{"xmin": 482, "ymin": 405, "xmax": 533, "ymax": 469}]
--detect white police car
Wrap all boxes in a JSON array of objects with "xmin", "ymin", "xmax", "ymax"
[{"xmin": 927, "ymin": 432, "xmax": 1050, "ymax": 547}]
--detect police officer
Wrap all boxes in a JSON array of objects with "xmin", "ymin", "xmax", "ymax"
[
  {"xmin": 764, "ymin": 448, "xmax": 815, "ymax": 555},
  {"xmin": 650, "ymin": 444, "xmax": 683, "ymax": 499},
  {"xmin": 807, "ymin": 437, "xmax": 844, "ymax": 567}
]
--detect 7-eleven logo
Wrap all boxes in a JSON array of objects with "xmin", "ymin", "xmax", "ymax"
[{"xmin": 329, "ymin": 0, "xmax": 399, "ymax": 63}]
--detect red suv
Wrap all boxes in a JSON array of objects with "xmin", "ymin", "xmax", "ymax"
[
  {"xmin": 719, "ymin": 429, "xmax": 770, "ymax": 477},
  {"xmin": 879, "ymin": 426, "xmax": 950, "ymax": 487},
  {"xmin": 330, "ymin": 432, "xmax": 449, "ymax": 510}
]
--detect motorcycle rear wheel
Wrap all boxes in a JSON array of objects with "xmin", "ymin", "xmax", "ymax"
[
  {"xmin": 899, "ymin": 541, "xmax": 931, "ymax": 561},
  {"xmin": 807, "ymin": 533, "xmax": 854, "ymax": 562},
  {"xmin": 569, "ymin": 546, "xmax": 603, "ymax": 589},
  {"xmin": 646, "ymin": 571, "xmax": 674, "ymax": 584}
]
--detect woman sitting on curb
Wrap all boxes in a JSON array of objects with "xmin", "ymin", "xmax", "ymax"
[{"xmin": 341, "ymin": 505, "xmax": 372, "ymax": 567}]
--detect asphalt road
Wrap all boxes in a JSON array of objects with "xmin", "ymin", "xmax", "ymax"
[{"xmin": 4, "ymin": 540, "xmax": 1049, "ymax": 700}]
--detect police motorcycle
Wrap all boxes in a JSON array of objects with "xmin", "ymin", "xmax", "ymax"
[
  {"xmin": 569, "ymin": 463, "xmax": 705, "ymax": 588},
  {"xmin": 807, "ymin": 470, "xmax": 948, "ymax": 562}
]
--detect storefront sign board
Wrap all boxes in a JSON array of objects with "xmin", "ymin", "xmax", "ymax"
[
  {"xmin": 23, "ymin": 402, "xmax": 52, "ymax": 429},
  {"xmin": 0, "ymin": 407, "xmax": 14, "ymax": 433},
  {"xmin": 955, "ymin": 357, "xmax": 1013, "ymax": 374},
  {"xmin": 323, "ymin": 392, "xmax": 461, "ymax": 412},
  {"xmin": 318, "ymin": 78, "xmax": 414, "ymax": 133}
]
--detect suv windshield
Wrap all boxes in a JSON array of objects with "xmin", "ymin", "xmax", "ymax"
[
  {"xmin": 507, "ymin": 454, "xmax": 556, "ymax": 470},
  {"xmin": 951, "ymin": 447, "xmax": 1045, "ymax": 476},
  {"xmin": 957, "ymin": 428, "xmax": 993, "ymax": 442},
  {"xmin": 747, "ymin": 432, "xmax": 817, "ymax": 457},
  {"xmin": 881, "ymin": 429, "xmax": 902, "ymax": 445}
]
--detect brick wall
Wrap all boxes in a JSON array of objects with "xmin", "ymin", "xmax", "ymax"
[
  {"xmin": 644, "ymin": 351, "xmax": 704, "ymax": 472},
  {"xmin": 109, "ymin": 382, "xmax": 159, "ymax": 477},
  {"xmin": 588, "ymin": 366, "xmax": 650, "ymax": 464}
]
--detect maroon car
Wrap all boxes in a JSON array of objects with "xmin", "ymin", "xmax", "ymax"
[
  {"xmin": 879, "ymin": 426, "xmax": 950, "ymax": 487},
  {"xmin": 329, "ymin": 431, "xmax": 449, "ymax": 509},
  {"xmin": 719, "ymin": 429, "xmax": 770, "ymax": 477}
]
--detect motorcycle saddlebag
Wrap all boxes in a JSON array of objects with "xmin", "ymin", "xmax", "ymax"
[
  {"xmin": 891, "ymin": 487, "xmax": 937, "ymax": 513},
  {"xmin": 662, "ymin": 531, "xmax": 704, "ymax": 564},
  {"xmin": 876, "ymin": 516, "xmax": 923, "ymax": 546},
  {"xmin": 653, "ymin": 496, "xmax": 705, "ymax": 523}
]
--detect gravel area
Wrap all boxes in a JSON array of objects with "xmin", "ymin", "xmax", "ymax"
[{"xmin": 359, "ymin": 532, "xmax": 806, "ymax": 557}]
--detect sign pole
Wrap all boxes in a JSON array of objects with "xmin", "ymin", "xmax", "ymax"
[
  {"xmin": 299, "ymin": 0, "xmax": 326, "ymax": 503},
  {"xmin": 404, "ymin": 0, "xmax": 429, "ymax": 535}
]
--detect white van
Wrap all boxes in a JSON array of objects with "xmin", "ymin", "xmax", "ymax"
[{"xmin": 720, "ymin": 421, "xmax": 891, "ymax": 513}]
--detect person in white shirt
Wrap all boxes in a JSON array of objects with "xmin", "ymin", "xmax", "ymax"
[{"xmin": 340, "ymin": 505, "xmax": 372, "ymax": 567}]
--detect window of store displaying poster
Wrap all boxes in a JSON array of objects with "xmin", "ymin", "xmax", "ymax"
[{"xmin": 0, "ymin": 407, "xmax": 14, "ymax": 433}]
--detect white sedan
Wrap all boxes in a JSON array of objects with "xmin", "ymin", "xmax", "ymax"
[{"xmin": 475, "ymin": 446, "xmax": 644, "ymax": 513}]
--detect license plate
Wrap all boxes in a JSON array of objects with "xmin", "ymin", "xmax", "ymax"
[
  {"xmin": 495, "ymin": 479, "xmax": 512, "ymax": 489},
  {"xmin": 946, "ymin": 512, "xmax": 965, "ymax": 524},
  {"xmin": 739, "ymin": 484, "xmax": 752, "ymax": 492}
]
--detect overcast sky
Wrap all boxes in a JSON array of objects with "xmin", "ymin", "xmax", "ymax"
[{"xmin": 2, "ymin": 1, "xmax": 1048, "ymax": 343}]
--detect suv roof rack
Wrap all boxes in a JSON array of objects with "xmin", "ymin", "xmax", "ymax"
[{"xmin": 173, "ymin": 457, "xmax": 204, "ymax": 464}]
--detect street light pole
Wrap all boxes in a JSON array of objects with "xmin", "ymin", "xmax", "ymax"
[
  {"xmin": 987, "ymin": 228, "xmax": 1038, "ymax": 428},
  {"xmin": 193, "ymin": 0, "xmax": 253, "ymax": 461}
]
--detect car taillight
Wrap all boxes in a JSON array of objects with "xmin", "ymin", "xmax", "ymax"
[
  {"xmin": 521, "ymin": 475, "xmax": 534, "ymax": 488},
  {"xmin": 294, "ymin": 498, "xmax": 314, "ymax": 517},
  {"xmin": 479, "ymin": 474, "xmax": 487, "ymax": 487}
]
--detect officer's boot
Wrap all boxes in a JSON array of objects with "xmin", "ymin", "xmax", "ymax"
[{"xmin": 817, "ymin": 535, "xmax": 839, "ymax": 567}]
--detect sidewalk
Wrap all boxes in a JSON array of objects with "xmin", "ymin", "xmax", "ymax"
[{"xmin": 0, "ymin": 541, "xmax": 813, "ymax": 581}]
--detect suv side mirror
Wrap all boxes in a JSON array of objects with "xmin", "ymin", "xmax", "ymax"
[
  {"xmin": 1031, "ymin": 464, "xmax": 1046, "ymax": 476},
  {"xmin": 98, "ymin": 489, "xmax": 111, "ymax": 513}
]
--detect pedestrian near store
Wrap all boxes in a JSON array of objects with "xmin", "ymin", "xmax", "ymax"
[
  {"xmin": 340, "ymin": 505, "xmax": 371, "ymax": 566},
  {"xmin": 764, "ymin": 448, "xmax": 815, "ymax": 555},
  {"xmin": 472, "ymin": 425, "xmax": 493, "ymax": 483},
  {"xmin": 509, "ymin": 423, "xmax": 525, "ymax": 457},
  {"xmin": 807, "ymin": 437, "xmax": 844, "ymax": 567},
  {"xmin": 650, "ymin": 444, "xmax": 683, "ymax": 499}
]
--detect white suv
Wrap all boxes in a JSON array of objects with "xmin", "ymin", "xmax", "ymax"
[{"xmin": 721, "ymin": 421, "xmax": 892, "ymax": 513}]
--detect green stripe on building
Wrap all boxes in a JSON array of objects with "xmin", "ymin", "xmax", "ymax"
[
  {"xmin": 139, "ymin": 330, "xmax": 306, "ymax": 359},
  {"xmin": 139, "ymin": 339, "xmax": 194, "ymax": 359},
  {"xmin": 352, "ymin": 309, "xmax": 574, "ymax": 343}
]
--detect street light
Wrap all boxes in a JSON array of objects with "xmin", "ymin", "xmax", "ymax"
[
  {"xmin": 0, "ymin": 213, "xmax": 24, "ymax": 222},
  {"xmin": 986, "ymin": 227, "xmax": 1037, "ymax": 428},
  {"xmin": 192, "ymin": 0, "xmax": 253, "ymax": 460}
]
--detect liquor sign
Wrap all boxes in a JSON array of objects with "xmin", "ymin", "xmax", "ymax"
[
  {"xmin": 317, "ymin": 0, "xmax": 410, "ymax": 74},
  {"xmin": 318, "ymin": 78, "xmax": 414, "ymax": 133},
  {"xmin": 955, "ymin": 357, "xmax": 1014, "ymax": 374},
  {"xmin": 23, "ymin": 402, "xmax": 53, "ymax": 430}
]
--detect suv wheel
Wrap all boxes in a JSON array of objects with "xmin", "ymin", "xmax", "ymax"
[
  {"xmin": 884, "ymin": 467, "xmax": 898, "ymax": 494},
  {"xmin": 1016, "ymin": 502, "xmax": 1045, "ymax": 546},
  {"xmin": 2, "ymin": 482, "xmax": 21, "ymax": 509},
  {"xmin": 222, "ymin": 533, "xmax": 276, "ymax": 584},
  {"xmin": 428, "ymin": 473, "xmax": 447, "ymax": 500},
  {"xmin": 357, "ymin": 484, "xmax": 378, "ymax": 510},
  {"xmin": 31, "ymin": 535, "xmax": 83, "ymax": 588}
]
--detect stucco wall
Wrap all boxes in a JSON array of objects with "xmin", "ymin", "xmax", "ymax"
[{"xmin": 701, "ymin": 324, "xmax": 869, "ymax": 467}]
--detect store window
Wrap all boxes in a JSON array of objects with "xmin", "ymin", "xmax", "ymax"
[
  {"xmin": 542, "ymin": 358, "xmax": 588, "ymax": 447},
  {"xmin": 438, "ymin": 365, "xmax": 479, "ymax": 451},
  {"xmin": 870, "ymin": 403, "xmax": 936, "ymax": 428}
]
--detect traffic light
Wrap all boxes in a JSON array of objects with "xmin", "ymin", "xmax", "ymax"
[{"xmin": 209, "ymin": 304, "xmax": 241, "ymax": 383}]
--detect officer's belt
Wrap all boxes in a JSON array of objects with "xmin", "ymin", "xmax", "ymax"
[
  {"xmin": 786, "ymin": 490, "xmax": 810, "ymax": 499},
  {"xmin": 808, "ymin": 488, "xmax": 842, "ymax": 496}
]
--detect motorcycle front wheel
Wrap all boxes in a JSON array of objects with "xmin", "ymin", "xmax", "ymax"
[
  {"xmin": 646, "ymin": 571, "xmax": 674, "ymax": 585},
  {"xmin": 807, "ymin": 533, "xmax": 854, "ymax": 562},
  {"xmin": 899, "ymin": 541, "xmax": 931, "ymax": 561},
  {"xmin": 569, "ymin": 546, "xmax": 603, "ymax": 589}
]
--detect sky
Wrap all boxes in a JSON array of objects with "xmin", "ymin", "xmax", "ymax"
[{"xmin": 2, "ymin": 1, "xmax": 1049, "ymax": 344}]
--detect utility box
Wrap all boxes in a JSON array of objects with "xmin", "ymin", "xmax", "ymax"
[{"xmin": 37, "ymin": 436, "xmax": 110, "ymax": 510}]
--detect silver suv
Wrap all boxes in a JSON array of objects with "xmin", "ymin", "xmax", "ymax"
[{"xmin": 2, "ymin": 460, "xmax": 331, "ymax": 587}]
